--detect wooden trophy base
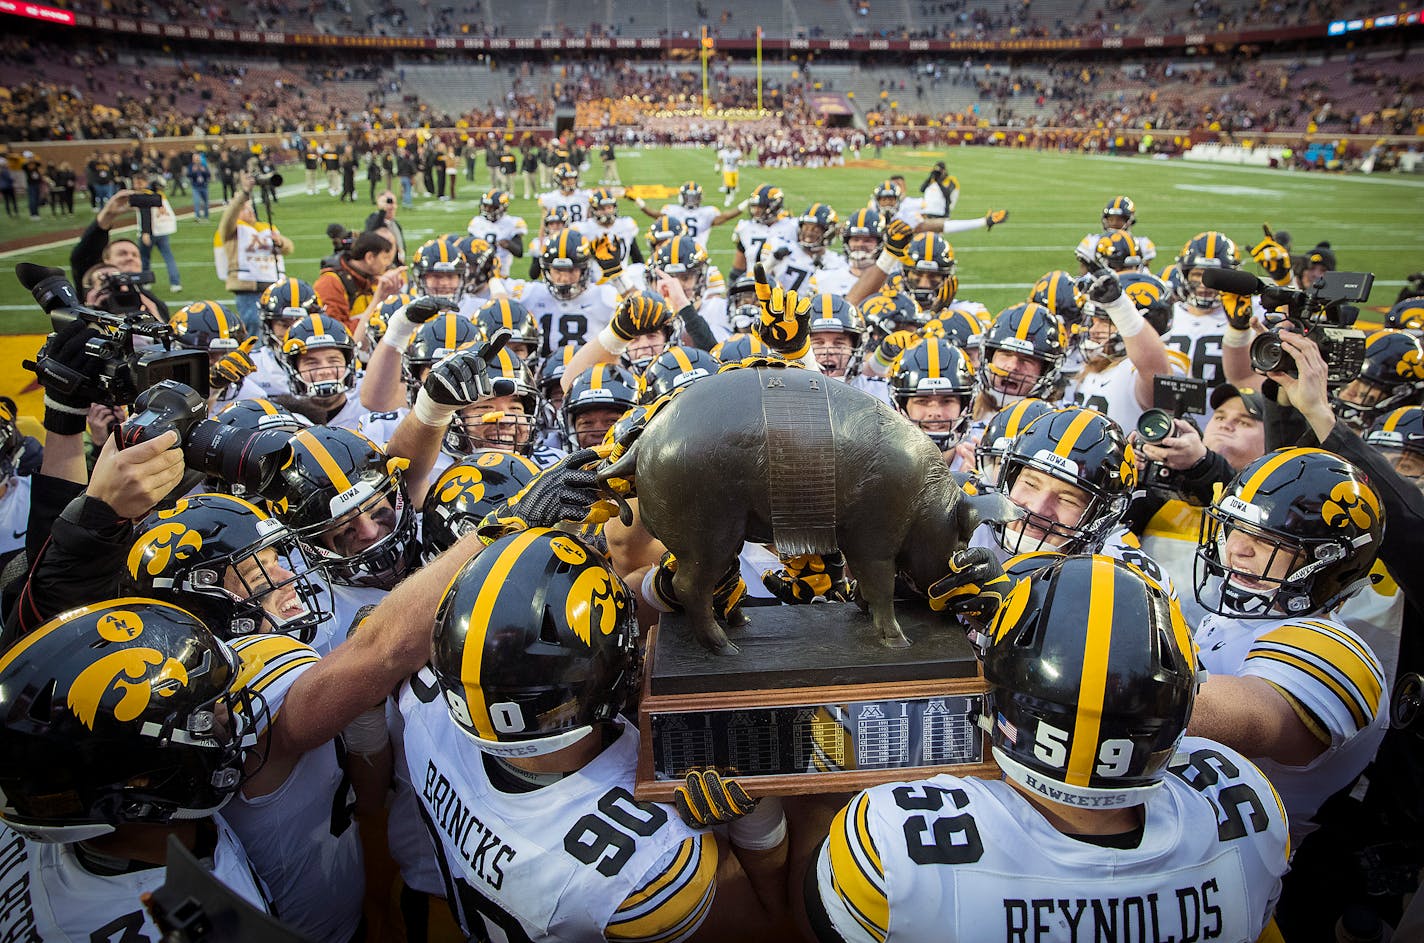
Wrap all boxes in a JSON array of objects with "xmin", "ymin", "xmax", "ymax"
[{"xmin": 634, "ymin": 601, "xmax": 999, "ymax": 801}]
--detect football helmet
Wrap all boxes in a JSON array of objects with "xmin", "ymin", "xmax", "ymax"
[
  {"xmin": 1080, "ymin": 230, "xmax": 1142, "ymax": 273},
  {"xmin": 1176, "ymin": 231, "xmax": 1242, "ymax": 309},
  {"xmin": 646, "ymin": 213, "xmax": 684, "ymax": 252},
  {"xmin": 590, "ymin": 187, "xmax": 620, "ymax": 225},
  {"xmin": 872, "ymin": 179, "xmax": 904, "ymax": 214},
  {"xmin": 413, "ymin": 237, "xmax": 470, "ymax": 299},
  {"xmin": 127, "ymin": 493, "xmax": 329, "ymax": 643},
  {"xmin": 554, "ymin": 161, "xmax": 579, "ymax": 194},
  {"xmin": 1384, "ymin": 296, "xmax": 1424, "ymax": 334},
  {"xmin": 712, "ymin": 332, "xmax": 770, "ymax": 364},
  {"xmin": 797, "ymin": 203, "xmax": 840, "ymax": 258},
  {"xmin": 890, "ymin": 338, "xmax": 976, "ymax": 449},
  {"xmin": 1029, "ymin": 270, "xmax": 1087, "ymax": 328},
  {"xmin": 480, "ymin": 188, "xmax": 510, "ymax": 222},
  {"xmin": 727, "ymin": 275, "xmax": 761, "ymax": 333},
  {"xmin": 991, "ymin": 406, "xmax": 1136, "ymax": 555},
  {"xmin": 268, "ymin": 427, "xmax": 420, "ymax": 591},
  {"xmin": 638, "ymin": 346, "xmax": 719, "ymax": 404},
  {"xmin": 1331, "ymin": 329, "xmax": 1424, "ymax": 430},
  {"xmin": 540, "ymin": 230, "xmax": 593, "ymax": 302},
  {"xmin": 901, "ymin": 233, "xmax": 957, "ymax": 312},
  {"xmin": 447, "ymin": 348, "xmax": 540, "ymax": 457},
  {"xmin": 543, "ymin": 204, "xmax": 571, "ymax": 235},
  {"xmin": 861, "ymin": 290, "xmax": 926, "ymax": 340},
  {"xmin": 807, "ymin": 293, "xmax": 867, "ymax": 379},
  {"xmin": 258, "ymin": 278, "xmax": 322, "ymax": 350},
  {"xmin": 977, "ymin": 302, "xmax": 1067, "ymax": 406},
  {"xmin": 1195, "ymin": 447, "xmax": 1383, "ymax": 618},
  {"xmin": 614, "ymin": 291, "xmax": 677, "ymax": 373},
  {"xmin": 0, "ymin": 599, "xmax": 263, "ymax": 842},
  {"xmin": 403, "ymin": 313, "xmax": 482, "ymax": 404},
  {"xmin": 1101, "ymin": 195, "xmax": 1137, "ymax": 230},
  {"xmin": 748, "ymin": 184, "xmax": 785, "ymax": 224},
  {"xmin": 678, "ymin": 180, "xmax": 704, "ymax": 209},
  {"xmin": 982, "ymin": 555, "xmax": 1197, "ymax": 808},
  {"xmin": 211, "ymin": 398, "xmax": 306, "ymax": 435},
  {"xmin": 430, "ymin": 529, "xmax": 638, "ymax": 757},
  {"xmin": 475, "ymin": 297, "xmax": 542, "ymax": 364},
  {"xmin": 649, "ymin": 235, "xmax": 709, "ymax": 307},
  {"xmin": 973, "ymin": 397, "xmax": 1054, "ymax": 488},
  {"xmin": 1366, "ymin": 406, "xmax": 1424, "ymax": 487},
  {"xmin": 538, "ymin": 342, "xmax": 580, "ymax": 413},
  {"xmin": 171, "ymin": 300, "xmax": 246, "ymax": 353},
  {"xmin": 421, "ymin": 451, "xmax": 540, "ymax": 562},
  {"xmin": 841, "ymin": 207, "xmax": 885, "ymax": 267},
  {"xmin": 1079, "ymin": 271, "xmax": 1174, "ymax": 363},
  {"xmin": 562, "ymin": 363, "xmax": 639, "ymax": 450},
  {"xmin": 281, "ymin": 313, "xmax": 357, "ymax": 398}
]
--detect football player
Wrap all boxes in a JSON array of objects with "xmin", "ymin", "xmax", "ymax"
[
  {"xmin": 889, "ymin": 337, "xmax": 976, "ymax": 459},
  {"xmin": 633, "ymin": 179, "xmax": 743, "ymax": 250},
  {"xmin": 576, "ymin": 186, "xmax": 643, "ymax": 276},
  {"xmin": 1189, "ymin": 447, "xmax": 1389, "ymax": 844},
  {"xmin": 1366, "ymin": 405, "xmax": 1424, "ymax": 491},
  {"xmin": 808, "ymin": 555, "xmax": 1288, "ymax": 943},
  {"xmin": 730, "ymin": 183, "xmax": 797, "ymax": 281},
  {"xmin": 171, "ymin": 300, "xmax": 265, "ymax": 405},
  {"xmin": 768, "ymin": 203, "xmax": 848, "ymax": 293},
  {"xmin": 520, "ymin": 231, "xmax": 619, "ymax": 355},
  {"xmin": 466, "ymin": 187, "xmax": 527, "ymax": 276},
  {"xmin": 807, "ymin": 207, "xmax": 883, "ymax": 297},
  {"xmin": 716, "ymin": 139, "xmax": 743, "ymax": 205},
  {"xmin": 972, "ymin": 302, "xmax": 1067, "ymax": 420},
  {"xmin": 357, "ymin": 308, "xmax": 480, "ymax": 449},
  {"xmin": 256, "ymin": 277, "xmax": 322, "ymax": 395},
  {"xmin": 1165, "ymin": 231, "xmax": 1254, "ymax": 426},
  {"xmin": 1330, "ymin": 329, "xmax": 1424, "ymax": 433},
  {"xmin": 1101, "ymin": 195, "xmax": 1157, "ymax": 267},
  {"xmin": 280, "ymin": 313, "xmax": 366, "ymax": 430},
  {"xmin": 537, "ymin": 161, "xmax": 591, "ymax": 232},
  {"xmin": 561, "ymin": 363, "xmax": 640, "ymax": 451}
]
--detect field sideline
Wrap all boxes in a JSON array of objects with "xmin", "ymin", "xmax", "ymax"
[{"xmin": 0, "ymin": 146, "xmax": 1419, "ymax": 419}]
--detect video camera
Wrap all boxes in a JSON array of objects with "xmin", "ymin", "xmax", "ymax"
[
  {"xmin": 1201, "ymin": 268, "xmax": 1371, "ymax": 387},
  {"xmin": 18, "ymin": 263, "xmax": 207, "ymax": 407}
]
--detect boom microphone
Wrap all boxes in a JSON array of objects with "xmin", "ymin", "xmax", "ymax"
[{"xmin": 1199, "ymin": 268, "xmax": 1267, "ymax": 296}]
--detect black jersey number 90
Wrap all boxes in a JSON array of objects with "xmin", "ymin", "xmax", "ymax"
[{"xmin": 564, "ymin": 787, "xmax": 668, "ymax": 876}]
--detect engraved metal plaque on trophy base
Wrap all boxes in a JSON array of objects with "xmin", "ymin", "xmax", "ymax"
[{"xmin": 634, "ymin": 601, "xmax": 998, "ymax": 800}]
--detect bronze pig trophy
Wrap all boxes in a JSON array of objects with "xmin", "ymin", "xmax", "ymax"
[{"xmin": 598, "ymin": 362, "xmax": 1019, "ymax": 654}]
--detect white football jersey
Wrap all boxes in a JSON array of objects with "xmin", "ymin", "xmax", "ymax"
[
  {"xmin": 397, "ymin": 678, "xmax": 714, "ymax": 943},
  {"xmin": 813, "ymin": 737, "xmax": 1288, "ymax": 943},
  {"xmin": 771, "ymin": 244, "xmax": 849, "ymax": 293},
  {"xmin": 807, "ymin": 263, "xmax": 860, "ymax": 298},
  {"xmin": 1194, "ymin": 611, "xmax": 1388, "ymax": 842},
  {"xmin": 733, "ymin": 215, "xmax": 797, "ymax": 268},
  {"xmin": 1067, "ymin": 350, "xmax": 1189, "ymax": 434},
  {"xmin": 224, "ymin": 635, "xmax": 364, "ymax": 943},
  {"xmin": 313, "ymin": 386, "xmax": 368, "ymax": 433},
  {"xmin": 0, "ymin": 817, "xmax": 269, "ymax": 943},
  {"xmin": 576, "ymin": 216, "xmax": 640, "ymax": 271},
  {"xmin": 0, "ymin": 476, "xmax": 31, "ymax": 560},
  {"xmin": 467, "ymin": 212, "xmax": 529, "ymax": 276},
  {"xmin": 660, "ymin": 204, "xmax": 719, "ymax": 249},
  {"xmin": 1163, "ymin": 303, "xmax": 1251, "ymax": 429},
  {"xmin": 538, "ymin": 189, "xmax": 591, "ymax": 226},
  {"xmin": 521, "ymin": 280, "xmax": 619, "ymax": 355},
  {"xmin": 716, "ymin": 147, "xmax": 742, "ymax": 173},
  {"xmin": 312, "ymin": 579, "xmax": 388, "ymax": 655},
  {"xmin": 251, "ymin": 346, "xmax": 289, "ymax": 396}
]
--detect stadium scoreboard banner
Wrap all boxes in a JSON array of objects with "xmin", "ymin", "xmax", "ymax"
[
  {"xmin": 1329, "ymin": 10, "xmax": 1424, "ymax": 35},
  {"xmin": 0, "ymin": 0, "xmax": 74, "ymax": 25},
  {"xmin": 61, "ymin": 15, "xmax": 1390, "ymax": 54}
]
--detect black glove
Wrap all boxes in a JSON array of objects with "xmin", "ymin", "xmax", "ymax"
[
  {"xmin": 927, "ymin": 547, "xmax": 1012, "ymax": 624},
  {"xmin": 609, "ymin": 292, "xmax": 670, "ymax": 343},
  {"xmin": 1082, "ymin": 268, "xmax": 1122, "ymax": 305},
  {"xmin": 26, "ymin": 320, "xmax": 107, "ymax": 434},
  {"xmin": 770, "ymin": 245, "xmax": 792, "ymax": 261},
  {"xmin": 476, "ymin": 447, "xmax": 607, "ymax": 541},
  {"xmin": 404, "ymin": 295, "xmax": 456, "ymax": 324},
  {"xmin": 591, "ymin": 234, "xmax": 625, "ymax": 277},
  {"xmin": 884, "ymin": 220, "xmax": 915, "ymax": 261},
  {"xmin": 422, "ymin": 347, "xmax": 499, "ymax": 407},
  {"xmin": 673, "ymin": 769, "xmax": 759, "ymax": 828},
  {"xmin": 762, "ymin": 551, "xmax": 857, "ymax": 604}
]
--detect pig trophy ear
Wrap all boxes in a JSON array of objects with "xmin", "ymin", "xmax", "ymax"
[{"xmin": 961, "ymin": 491, "xmax": 1022, "ymax": 530}]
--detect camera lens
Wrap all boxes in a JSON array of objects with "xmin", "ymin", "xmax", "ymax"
[
  {"xmin": 1136, "ymin": 408, "xmax": 1174, "ymax": 444},
  {"xmin": 184, "ymin": 422, "xmax": 294, "ymax": 496},
  {"xmin": 1249, "ymin": 331, "xmax": 1288, "ymax": 375}
]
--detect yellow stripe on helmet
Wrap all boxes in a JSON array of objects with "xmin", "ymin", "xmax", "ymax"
[
  {"xmin": 292, "ymin": 430, "xmax": 353, "ymax": 493},
  {"xmin": 461, "ymin": 529, "xmax": 546, "ymax": 739},
  {"xmin": 1053, "ymin": 408, "xmax": 1098, "ymax": 459},
  {"xmin": 1065, "ymin": 556, "xmax": 1117, "ymax": 787}
]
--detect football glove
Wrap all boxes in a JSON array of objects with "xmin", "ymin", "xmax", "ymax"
[
  {"xmin": 1082, "ymin": 268, "xmax": 1123, "ymax": 305},
  {"xmin": 926, "ymin": 547, "xmax": 1012, "ymax": 624},
  {"xmin": 475, "ymin": 446, "xmax": 611, "ymax": 542},
  {"xmin": 871, "ymin": 329, "xmax": 920, "ymax": 371},
  {"xmin": 884, "ymin": 220, "xmax": 916, "ymax": 261},
  {"xmin": 1250, "ymin": 224, "xmax": 1293, "ymax": 287},
  {"xmin": 209, "ymin": 337, "xmax": 258, "ymax": 390},
  {"xmin": 753, "ymin": 262, "xmax": 812, "ymax": 359},
  {"xmin": 610, "ymin": 291, "xmax": 668, "ymax": 342},
  {"xmin": 762, "ymin": 551, "xmax": 857, "ymax": 604},
  {"xmin": 648, "ymin": 551, "xmax": 747, "ymax": 623},
  {"xmin": 590, "ymin": 234, "xmax": 625, "ymax": 278},
  {"xmin": 984, "ymin": 208, "xmax": 1009, "ymax": 231},
  {"xmin": 1221, "ymin": 292, "xmax": 1254, "ymax": 330},
  {"xmin": 673, "ymin": 769, "xmax": 758, "ymax": 828}
]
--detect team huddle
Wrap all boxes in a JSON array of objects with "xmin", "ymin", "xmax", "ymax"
[{"xmin": 1, "ymin": 154, "xmax": 1422, "ymax": 943}]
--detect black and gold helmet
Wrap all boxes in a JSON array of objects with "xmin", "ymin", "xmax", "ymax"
[
  {"xmin": 645, "ymin": 213, "xmax": 684, "ymax": 252},
  {"xmin": 1101, "ymin": 195, "xmax": 1137, "ymax": 230},
  {"xmin": 1330, "ymin": 329, "xmax": 1424, "ymax": 431},
  {"xmin": 638, "ymin": 346, "xmax": 719, "ymax": 404},
  {"xmin": 458, "ymin": 236, "xmax": 500, "ymax": 292},
  {"xmin": 562, "ymin": 363, "xmax": 639, "ymax": 451},
  {"xmin": 711, "ymin": 332, "xmax": 770, "ymax": 365},
  {"xmin": 982, "ymin": 555, "xmax": 1197, "ymax": 807},
  {"xmin": 860, "ymin": 290, "xmax": 926, "ymax": 340},
  {"xmin": 1366, "ymin": 405, "xmax": 1424, "ymax": 457},
  {"xmin": 1384, "ymin": 295, "xmax": 1424, "ymax": 334},
  {"xmin": 648, "ymin": 236, "xmax": 709, "ymax": 307},
  {"xmin": 554, "ymin": 161, "xmax": 580, "ymax": 193},
  {"xmin": 475, "ymin": 297, "xmax": 542, "ymax": 364},
  {"xmin": 1029, "ymin": 269, "xmax": 1087, "ymax": 327},
  {"xmin": 872, "ymin": 179, "xmax": 903, "ymax": 214},
  {"xmin": 267, "ymin": 427, "xmax": 419, "ymax": 591},
  {"xmin": 0, "ymin": 599, "xmax": 263, "ymax": 842},
  {"xmin": 1176, "ymin": 231, "xmax": 1242, "ymax": 308},
  {"xmin": 748, "ymin": 183, "xmax": 785, "ymax": 224},
  {"xmin": 807, "ymin": 293, "xmax": 866, "ymax": 378},
  {"xmin": 421, "ymin": 451, "xmax": 540, "ymax": 563},
  {"xmin": 171, "ymin": 300, "xmax": 247, "ymax": 353},
  {"xmin": 280, "ymin": 313, "xmax": 357, "ymax": 398},
  {"xmin": 841, "ymin": 207, "xmax": 885, "ymax": 266},
  {"xmin": 973, "ymin": 397, "xmax": 1054, "ymax": 488},
  {"xmin": 431, "ymin": 529, "xmax": 638, "ymax": 757},
  {"xmin": 403, "ymin": 312, "xmax": 482, "ymax": 404},
  {"xmin": 127, "ymin": 494, "xmax": 329, "ymax": 643},
  {"xmin": 540, "ymin": 230, "xmax": 593, "ymax": 302},
  {"xmin": 1080, "ymin": 271, "xmax": 1174, "ymax": 363},
  {"xmin": 678, "ymin": 180, "xmax": 704, "ymax": 209},
  {"xmin": 797, "ymin": 203, "xmax": 840, "ymax": 257},
  {"xmin": 1195, "ymin": 447, "xmax": 1384, "ymax": 618},
  {"xmin": 413, "ymin": 237, "xmax": 469, "ymax": 298},
  {"xmin": 1079, "ymin": 229, "xmax": 1142, "ymax": 273},
  {"xmin": 889, "ymin": 337, "xmax": 975, "ymax": 449},
  {"xmin": 901, "ymin": 233, "xmax": 957, "ymax": 311},
  {"xmin": 446, "ymin": 348, "xmax": 540, "ymax": 458},
  {"xmin": 977, "ymin": 302, "xmax": 1067, "ymax": 406},
  {"xmin": 480, "ymin": 187, "xmax": 510, "ymax": 222},
  {"xmin": 991, "ymin": 406, "xmax": 1136, "ymax": 555},
  {"xmin": 258, "ymin": 277, "xmax": 322, "ymax": 349},
  {"xmin": 613, "ymin": 290, "xmax": 677, "ymax": 373}
]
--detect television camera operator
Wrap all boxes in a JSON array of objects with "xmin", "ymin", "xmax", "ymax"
[{"xmin": 218, "ymin": 171, "xmax": 294, "ymax": 340}]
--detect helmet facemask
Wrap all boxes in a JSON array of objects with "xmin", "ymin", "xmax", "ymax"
[
  {"xmin": 991, "ymin": 460, "xmax": 1126, "ymax": 556},
  {"xmin": 1194, "ymin": 510, "xmax": 1320, "ymax": 618},
  {"xmin": 301, "ymin": 475, "xmax": 420, "ymax": 591}
]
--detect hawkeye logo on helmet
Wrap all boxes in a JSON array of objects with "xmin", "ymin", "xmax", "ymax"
[
  {"xmin": 128, "ymin": 522, "xmax": 204, "ymax": 580},
  {"xmin": 68, "ymin": 611, "xmax": 191, "ymax": 731}
]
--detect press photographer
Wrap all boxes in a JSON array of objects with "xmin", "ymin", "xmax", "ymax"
[
  {"xmin": 218, "ymin": 170, "xmax": 295, "ymax": 339},
  {"xmin": 68, "ymin": 190, "xmax": 169, "ymax": 319},
  {"xmin": 312, "ymin": 230, "xmax": 403, "ymax": 337}
]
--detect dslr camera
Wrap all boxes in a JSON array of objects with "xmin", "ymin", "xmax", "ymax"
[
  {"xmin": 18, "ymin": 263, "xmax": 207, "ymax": 407},
  {"xmin": 96, "ymin": 269, "xmax": 155, "ymax": 315},
  {"xmin": 1135, "ymin": 375, "xmax": 1207, "ymax": 499},
  {"xmin": 1203, "ymin": 268, "xmax": 1371, "ymax": 386},
  {"xmin": 120, "ymin": 380, "xmax": 294, "ymax": 496}
]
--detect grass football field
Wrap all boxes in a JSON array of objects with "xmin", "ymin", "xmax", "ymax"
[{"xmin": 0, "ymin": 145, "xmax": 1419, "ymax": 413}]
